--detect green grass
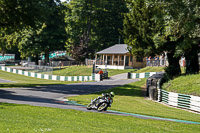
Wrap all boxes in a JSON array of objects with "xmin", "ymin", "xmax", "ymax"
[
  {"xmin": 106, "ymin": 69, "xmax": 137, "ymax": 77},
  {"xmin": 135, "ymin": 66, "xmax": 165, "ymax": 73},
  {"xmin": 53, "ymin": 66, "xmax": 137, "ymax": 77},
  {"xmin": 0, "ymin": 103, "xmax": 199, "ymax": 133},
  {"xmin": 0, "ymin": 70, "xmax": 78, "ymax": 88},
  {"xmin": 162, "ymin": 73, "xmax": 200, "ymax": 96},
  {"xmin": 53, "ymin": 66, "xmax": 93, "ymax": 76},
  {"xmin": 68, "ymin": 79, "xmax": 200, "ymax": 123},
  {"xmin": 52, "ymin": 66, "xmax": 165, "ymax": 77}
]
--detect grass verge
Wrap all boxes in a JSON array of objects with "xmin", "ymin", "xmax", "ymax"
[
  {"xmin": 135, "ymin": 66, "xmax": 165, "ymax": 73},
  {"xmin": 0, "ymin": 103, "xmax": 199, "ymax": 133},
  {"xmin": 52, "ymin": 66, "xmax": 137, "ymax": 77},
  {"xmin": 0, "ymin": 70, "xmax": 78, "ymax": 88},
  {"xmin": 162, "ymin": 73, "xmax": 200, "ymax": 96},
  {"xmin": 68, "ymin": 79, "xmax": 200, "ymax": 123},
  {"xmin": 52, "ymin": 66, "xmax": 93, "ymax": 76},
  {"xmin": 52, "ymin": 66, "xmax": 165, "ymax": 77}
]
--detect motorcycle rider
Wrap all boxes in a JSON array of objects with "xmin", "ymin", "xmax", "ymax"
[
  {"xmin": 87, "ymin": 92, "xmax": 115, "ymax": 111},
  {"xmin": 93, "ymin": 92, "xmax": 115, "ymax": 103}
]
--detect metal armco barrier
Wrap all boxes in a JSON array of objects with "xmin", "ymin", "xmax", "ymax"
[{"xmin": 158, "ymin": 89, "xmax": 200, "ymax": 113}]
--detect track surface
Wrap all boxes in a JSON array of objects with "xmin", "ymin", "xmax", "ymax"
[
  {"xmin": 0, "ymin": 73, "xmax": 137, "ymax": 111},
  {"xmin": 0, "ymin": 73, "xmax": 199, "ymax": 124}
]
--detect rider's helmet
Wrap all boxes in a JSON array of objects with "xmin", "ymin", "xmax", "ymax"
[{"xmin": 110, "ymin": 92, "xmax": 115, "ymax": 97}]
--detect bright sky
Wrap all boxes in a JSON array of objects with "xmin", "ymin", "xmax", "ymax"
[{"xmin": 60, "ymin": 0, "xmax": 65, "ymax": 1}]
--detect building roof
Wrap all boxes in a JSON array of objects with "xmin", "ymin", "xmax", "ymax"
[{"xmin": 96, "ymin": 44, "xmax": 129, "ymax": 54}]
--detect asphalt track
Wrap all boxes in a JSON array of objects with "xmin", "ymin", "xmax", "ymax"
[{"xmin": 0, "ymin": 73, "xmax": 199, "ymax": 124}]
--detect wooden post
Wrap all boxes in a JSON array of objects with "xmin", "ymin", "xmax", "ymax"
[
  {"xmin": 112, "ymin": 55, "xmax": 114, "ymax": 65},
  {"xmin": 124, "ymin": 55, "xmax": 126, "ymax": 68},
  {"xmin": 102, "ymin": 54, "xmax": 104, "ymax": 65},
  {"xmin": 95, "ymin": 54, "xmax": 97, "ymax": 65},
  {"xmin": 106, "ymin": 55, "xmax": 108, "ymax": 64},
  {"xmin": 118, "ymin": 55, "xmax": 120, "ymax": 66}
]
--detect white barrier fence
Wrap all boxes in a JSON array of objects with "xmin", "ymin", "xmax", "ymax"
[
  {"xmin": 0, "ymin": 66, "xmax": 102, "ymax": 82},
  {"xmin": 158, "ymin": 89, "xmax": 200, "ymax": 113}
]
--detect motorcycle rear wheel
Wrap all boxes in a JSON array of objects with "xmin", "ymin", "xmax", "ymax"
[{"xmin": 97, "ymin": 102, "xmax": 108, "ymax": 112}]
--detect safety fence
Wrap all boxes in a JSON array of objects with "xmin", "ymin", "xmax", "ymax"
[
  {"xmin": 0, "ymin": 66, "xmax": 102, "ymax": 82},
  {"xmin": 128, "ymin": 72, "xmax": 163, "ymax": 79},
  {"xmin": 158, "ymin": 89, "xmax": 200, "ymax": 113}
]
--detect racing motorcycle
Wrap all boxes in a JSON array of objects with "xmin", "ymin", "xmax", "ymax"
[{"xmin": 86, "ymin": 92, "xmax": 114, "ymax": 112}]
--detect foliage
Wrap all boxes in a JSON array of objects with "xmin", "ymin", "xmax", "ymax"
[
  {"xmin": 12, "ymin": 1, "xmax": 67, "ymax": 64},
  {"xmin": 0, "ymin": 0, "xmax": 52, "ymax": 30},
  {"xmin": 121, "ymin": 0, "xmax": 164, "ymax": 57},
  {"xmin": 122, "ymin": 0, "xmax": 200, "ymax": 78},
  {"xmin": 64, "ymin": 0, "xmax": 127, "ymax": 61},
  {"xmin": 0, "ymin": 0, "xmax": 67, "ymax": 64}
]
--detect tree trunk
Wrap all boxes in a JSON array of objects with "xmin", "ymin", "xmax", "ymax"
[
  {"xmin": 185, "ymin": 49, "xmax": 199, "ymax": 74},
  {"xmin": 165, "ymin": 50, "xmax": 181, "ymax": 79},
  {"xmin": 35, "ymin": 54, "xmax": 39, "ymax": 65},
  {"xmin": 45, "ymin": 50, "xmax": 49, "ymax": 66}
]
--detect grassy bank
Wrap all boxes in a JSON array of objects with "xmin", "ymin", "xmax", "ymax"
[
  {"xmin": 0, "ymin": 103, "xmax": 199, "ymax": 133},
  {"xmin": 52, "ymin": 66, "xmax": 165, "ymax": 77},
  {"xmin": 162, "ymin": 73, "xmax": 200, "ymax": 96},
  {"xmin": 135, "ymin": 66, "xmax": 165, "ymax": 73},
  {"xmin": 0, "ymin": 70, "xmax": 78, "ymax": 88},
  {"xmin": 68, "ymin": 79, "xmax": 200, "ymax": 123},
  {"xmin": 53, "ymin": 66, "xmax": 135, "ymax": 77},
  {"xmin": 53, "ymin": 66, "xmax": 93, "ymax": 76}
]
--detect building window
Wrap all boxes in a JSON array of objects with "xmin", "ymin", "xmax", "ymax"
[
  {"xmin": 121, "ymin": 56, "xmax": 124, "ymax": 60},
  {"xmin": 130, "ymin": 56, "xmax": 133, "ymax": 62},
  {"xmin": 136, "ymin": 57, "xmax": 143, "ymax": 62}
]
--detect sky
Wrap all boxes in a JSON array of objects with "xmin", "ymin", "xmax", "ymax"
[{"xmin": 60, "ymin": 0, "xmax": 68, "ymax": 2}]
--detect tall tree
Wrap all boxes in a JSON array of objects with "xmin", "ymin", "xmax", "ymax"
[
  {"xmin": 122, "ymin": 0, "xmax": 200, "ymax": 78},
  {"xmin": 16, "ymin": 0, "xmax": 67, "ymax": 65},
  {"xmin": 161, "ymin": 0, "xmax": 200, "ymax": 74},
  {"xmin": 121, "ymin": 0, "xmax": 163, "ymax": 57},
  {"xmin": 64, "ymin": 0, "xmax": 127, "ymax": 61},
  {"xmin": 0, "ymin": 0, "xmax": 54, "ymax": 30}
]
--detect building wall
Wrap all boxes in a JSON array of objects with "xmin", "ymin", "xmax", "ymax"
[{"xmin": 96, "ymin": 53, "xmax": 146, "ymax": 69}]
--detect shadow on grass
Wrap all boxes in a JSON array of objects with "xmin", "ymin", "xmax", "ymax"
[
  {"xmin": 0, "ymin": 83, "xmax": 58, "ymax": 88},
  {"xmin": 0, "ymin": 79, "xmax": 144, "ymax": 107},
  {"xmin": 92, "ymin": 84, "xmax": 144, "ymax": 97}
]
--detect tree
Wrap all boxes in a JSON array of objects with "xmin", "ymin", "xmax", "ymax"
[
  {"xmin": 16, "ymin": 0, "xmax": 67, "ymax": 65},
  {"xmin": 164, "ymin": 0, "xmax": 200, "ymax": 74},
  {"xmin": 121, "ymin": 0, "xmax": 163, "ymax": 58},
  {"xmin": 0, "ymin": 0, "xmax": 59, "ymax": 30},
  {"xmin": 122, "ymin": 0, "xmax": 200, "ymax": 78},
  {"xmin": 64, "ymin": 0, "xmax": 127, "ymax": 61}
]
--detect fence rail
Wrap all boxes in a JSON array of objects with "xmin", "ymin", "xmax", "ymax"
[
  {"xmin": 158, "ymin": 89, "xmax": 200, "ymax": 113},
  {"xmin": 0, "ymin": 66, "xmax": 97, "ymax": 82},
  {"xmin": 146, "ymin": 59, "xmax": 168, "ymax": 66},
  {"xmin": 128, "ymin": 72, "xmax": 161, "ymax": 79}
]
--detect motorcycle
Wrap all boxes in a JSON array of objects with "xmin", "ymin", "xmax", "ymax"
[{"xmin": 86, "ymin": 93, "xmax": 113, "ymax": 112}]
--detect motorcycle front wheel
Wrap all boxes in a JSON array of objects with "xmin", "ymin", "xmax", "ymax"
[
  {"xmin": 97, "ymin": 102, "xmax": 108, "ymax": 112},
  {"xmin": 87, "ymin": 103, "xmax": 92, "ymax": 110}
]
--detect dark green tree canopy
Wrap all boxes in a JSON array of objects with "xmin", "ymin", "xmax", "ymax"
[{"xmin": 65, "ymin": 0, "xmax": 127, "ymax": 61}]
